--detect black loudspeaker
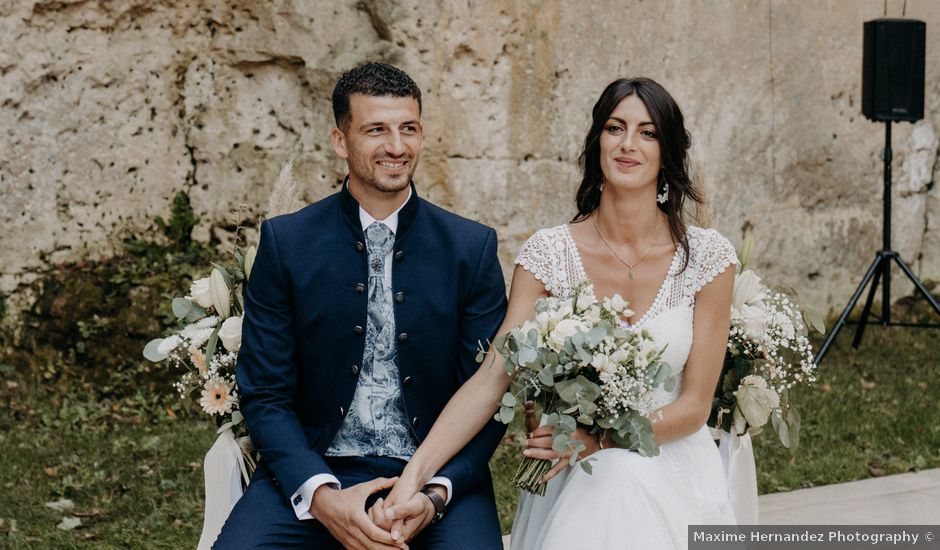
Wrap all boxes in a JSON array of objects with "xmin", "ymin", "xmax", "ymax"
[{"xmin": 862, "ymin": 18, "xmax": 926, "ymax": 122}]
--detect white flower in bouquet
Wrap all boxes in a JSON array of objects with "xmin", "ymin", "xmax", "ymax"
[
  {"xmin": 219, "ymin": 316, "xmax": 243, "ymax": 353},
  {"xmin": 209, "ymin": 269, "xmax": 232, "ymax": 319},
  {"xmin": 547, "ymin": 317, "xmax": 587, "ymax": 352},
  {"xmin": 181, "ymin": 316, "xmax": 219, "ymax": 349},
  {"xmin": 576, "ymin": 285, "xmax": 594, "ymax": 311},
  {"xmin": 187, "ymin": 277, "xmax": 214, "ymax": 309},
  {"xmin": 604, "ymin": 294, "xmax": 634, "ymax": 317},
  {"xmin": 591, "ymin": 352, "xmax": 616, "ymax": 375},
  {"xmin": 157, "ymin": 334, "xmax": 182, "ymax": 357},
  {"xmin": 200, "ymin": 376, "xmax": 238, "ymax": 415}
]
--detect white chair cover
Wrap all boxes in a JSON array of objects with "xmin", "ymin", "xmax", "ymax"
[
  {"xmin": 713, "ymin": 428, "xmax": 759, "ymax": 524},
  {"xmin": 197, "ymin": 427, "xmax": 249, "ymax": 550}
]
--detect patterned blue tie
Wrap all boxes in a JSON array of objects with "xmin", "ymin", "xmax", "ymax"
[{"xmin": 366, "ymin": 222, "xmax": 395, "ymax": 332}]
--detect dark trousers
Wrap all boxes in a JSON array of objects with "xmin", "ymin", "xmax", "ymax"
[{"xmin": 213, "ymin": 456, "xmax": 503, "ymax": 549}]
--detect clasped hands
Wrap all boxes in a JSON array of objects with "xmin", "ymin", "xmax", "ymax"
[{"xmin": 311, "ymin": 476, "xmax": 442, "ymax": 550}]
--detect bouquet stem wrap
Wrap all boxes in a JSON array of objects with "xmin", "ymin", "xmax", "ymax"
[{"xmin": 513, "ymin": 401, "xmax": 552, "ymax": 496}]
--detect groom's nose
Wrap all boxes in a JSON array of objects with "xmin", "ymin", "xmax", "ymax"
[{"xmin": 384, "ymin": 131, "xmax": 405, "ymax": 156}]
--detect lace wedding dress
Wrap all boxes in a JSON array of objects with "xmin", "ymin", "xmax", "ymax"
[{"xmin": 510, "ymin": 224, "xmax": 739, "ymax": 550}]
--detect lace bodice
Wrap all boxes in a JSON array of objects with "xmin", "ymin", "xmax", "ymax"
[{"xmin": 515, "ymin": 224, "xmax": 737, "ymax": 408}]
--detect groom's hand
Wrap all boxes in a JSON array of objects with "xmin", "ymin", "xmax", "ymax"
[
  {"xmin": 370, "ymin": 486, "xmax": 440, "ymax": 544},
  {"xmin": 311, "ymin": 477, "xmax": 404, "ymax": 550}
]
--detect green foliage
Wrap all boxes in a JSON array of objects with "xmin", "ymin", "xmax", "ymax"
[{"xmin": 155, "ymin": 191, "xmax": 200, "ymax": 249}]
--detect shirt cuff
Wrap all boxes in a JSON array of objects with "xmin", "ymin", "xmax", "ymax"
[
  {"xmin": 425, "ymin": 476, "xmax": 453, "ymax": 506},
  {"xmin": 291, "ymin": 474, "xmax": 341, "ymax": 520}
]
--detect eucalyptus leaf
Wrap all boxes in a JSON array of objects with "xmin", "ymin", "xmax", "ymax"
[
  {"xmin": 538, "ymin": 366, "xmax": 556, "ymax": 386},
  {"xmin": 774, "ymin": 413, "xmax": 791, "ymax": 448},
  {"xmin": 501, "ymin": 392, "xmax": 517, "ymax": 408},
  {"xmin": 585, "ymin": 325, "xmax": 608, "ymax": 347},
  {"xmin": 552, "ymin": 433, "xmax": 570, "ymax": 453},
  {"xmin": 786, "ymin": 406, "xmax": 801, "ymax": 450},
  {"xmin": 498, "ymin": 405, "xmax": 515, "ymax": 424},
  {"xmin": 518, "ymin": 347, "xmax": 539, "ymax": 367},
  {"xmin": 555, "ymin": 378, "xmax": 581, "ymax": 404},
  {"xmin": 231, "ymin": 410, "xmax": 244, "ymax": 426},
  {"xmin": 580, "ymin": 457, "xmax": 595, "ymax": 474},
  {"xmin": 172, "ymin": 297, "xmax": 194, "ymax": 319},
  {"xmin": 185, "ymin": 306, "xmax": 207, "ymax": 323},
  {"xmin": 143, "ymin": 338, "xmax": 167, "ymax": 362}
]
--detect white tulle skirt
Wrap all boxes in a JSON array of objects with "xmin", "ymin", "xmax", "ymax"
[{"xmin": 510, "ymin": 424, "xmax": 736, "ymax": 550}]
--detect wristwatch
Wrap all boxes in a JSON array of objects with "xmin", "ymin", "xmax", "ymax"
[{"xmin": 420, "ymin": 486, "xmax": 446, "ymax": 524}]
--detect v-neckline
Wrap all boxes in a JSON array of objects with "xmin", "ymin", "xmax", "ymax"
[{"xmin": 562, "ymin": 223, "xmax": 681, "ymax": 328}]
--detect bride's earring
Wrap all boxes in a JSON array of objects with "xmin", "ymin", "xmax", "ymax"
[
  {"xmin": 657, "ymin": 174, "xmax": 669, "ymax": 204},
  {"xmin": 598, "ymin": 178, "xmax": 605, "ymax": 192}
]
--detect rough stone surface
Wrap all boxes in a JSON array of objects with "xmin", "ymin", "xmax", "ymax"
[{"xmin": 2, "ymin": 0, "xmax": 939, "ymax": 319}]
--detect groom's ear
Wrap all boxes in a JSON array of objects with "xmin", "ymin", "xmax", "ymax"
[{"xmin": 331, "ymin": 126, "xmax": 349, "ymax": 160}]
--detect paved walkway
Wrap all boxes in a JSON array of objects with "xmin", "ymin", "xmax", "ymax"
[
  {"xmin": 501, "ymin": 468, "xmax": 940, "ymax": 547},
  {"xmin": 759, "ymin": 467, "xmax": 940, "ymax": 524}
]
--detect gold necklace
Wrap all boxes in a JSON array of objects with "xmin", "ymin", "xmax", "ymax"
[{"xmin": 592, "ymin": 212, "xmax": 664, "ymax": 281}]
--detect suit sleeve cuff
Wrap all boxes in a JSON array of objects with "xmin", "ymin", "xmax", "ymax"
[
  {"xmin": 291, "ymin": 474, "xmax": 341, "ymax": 520},
  {"xmin": 425, "ymin": 476, "xmax": 453, "ymax": 506}
]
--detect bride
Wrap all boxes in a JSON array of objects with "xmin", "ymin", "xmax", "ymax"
[{"xmin": 382, "ymin": 77, "xmax": 738, "ymax": 549}]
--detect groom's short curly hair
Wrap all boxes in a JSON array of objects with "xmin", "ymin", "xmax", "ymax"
[{"xmin": 332, "ymin": 62, "xmax": 422, "ymax": 130}]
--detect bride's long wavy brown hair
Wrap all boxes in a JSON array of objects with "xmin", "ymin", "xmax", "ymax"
[{"xmin": 572, "ymin": 77, "xmax": 703, "ymax": 271}]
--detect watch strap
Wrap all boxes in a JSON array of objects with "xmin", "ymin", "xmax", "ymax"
[{"xmin": 420, "ymin": 486, "xmax": 446, "ymax": 523}]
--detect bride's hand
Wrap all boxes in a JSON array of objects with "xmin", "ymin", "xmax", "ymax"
[
  {"xmin": 371, "ymin": 473, "xmax": 422, "ymax": 542},
  {"xmin": 522, "ymin": 425, "xmax": 608, "ymax": 483}
]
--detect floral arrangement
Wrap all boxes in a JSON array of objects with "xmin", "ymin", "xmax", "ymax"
[
  {"xmin": 143, "ymin": 245, "xmax": 256, "ymax": 439},
  {"xmin": 709, "ymin": 235, "xmax": 824, "ymax": 449},
  {"xmin": 485, "ymin": 280, "xmax": 675, "ymax": 495}
]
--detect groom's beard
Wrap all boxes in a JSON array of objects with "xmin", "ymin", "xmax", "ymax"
[{"xmin": 350, "ymin": 153, "xmax": 419, "ymax": 194}]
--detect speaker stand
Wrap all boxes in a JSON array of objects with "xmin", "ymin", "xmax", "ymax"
[{"xmin": 815, "ymin": 121, "xmax": 940, "ymax": 365}]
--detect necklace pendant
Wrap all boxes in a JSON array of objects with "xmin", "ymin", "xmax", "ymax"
[{"xmin": 628, "ymin": 268, "xmax": 635, "ymax": 281}]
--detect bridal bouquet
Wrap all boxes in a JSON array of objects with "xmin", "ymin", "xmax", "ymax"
[
  {"xmin": 143, "ymin": 246, "xmax": 256, "ymax": 443},
  {"xmin": 485, "ymin": 280, "xmax": 675, "ymax": 495},
  {"xmin": 709, "ymin": 236, "xmax": 823, "ymax": 450}
]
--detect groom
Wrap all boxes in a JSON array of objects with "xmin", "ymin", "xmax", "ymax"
[{"xmin": 214, "ymin": 63, "xmax": 508, "ymax": 549}]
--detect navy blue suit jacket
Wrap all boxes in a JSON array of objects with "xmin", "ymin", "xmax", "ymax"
[{"xmin": 236, "ymin": 182, "xmax": 509, "ymax": 505}]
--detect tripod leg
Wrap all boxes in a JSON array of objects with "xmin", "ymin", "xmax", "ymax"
[
  {"xmin": 815, "ymin": 256, "xmax": 883, "ymax": 365},
  {"xmin": 852, "ymin": 264, "xmax": 884, "ymax": 349},
  {"xmin": 892, "ymin": 256, "xmax": 940, "ymax": 318}
]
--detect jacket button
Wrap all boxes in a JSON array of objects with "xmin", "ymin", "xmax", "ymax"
[
  {"xmin": 353, "ymin": 325, "xmax": 364, "ymax": 335},
  {"xmin": 394, "ymin": 291, "xmax": 405, "ymax": 303},
  {"xmin": 411, "ymin": 416, "xmax": 420, "ymax": 427},
  {"xmin": 351, "ymin": 365, "xmax": 360, "ymax": 375},
  {"xmin": 394, "ymin": 251, "xmax": 404, "ymax": 262},
  {"xmin": 339, "ymin": 406, "xmax": 346, "ymax": 416},
  {"xmin": 398, "ymin": 332, "xmax": 408, "ymax": 342},
  {"xmin": 355, "ymin": 283, "xmax": 365, "ymax": 294},
  {"xmin": 402, "ymin": 376, "xmax": 413, "ymax": 387},
  {"xmin": 355, "ymin": 241, "xmax": 365, "ymax": 252}
]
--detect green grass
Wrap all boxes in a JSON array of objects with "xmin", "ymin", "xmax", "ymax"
[{"xmin": 1, "ymin": 327, "xmax": 938, "ymax": 545}]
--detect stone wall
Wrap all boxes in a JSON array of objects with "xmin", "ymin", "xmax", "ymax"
[{"xmin": 2, "ymin": 0, "xmax": 938, "ymax": 317}]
